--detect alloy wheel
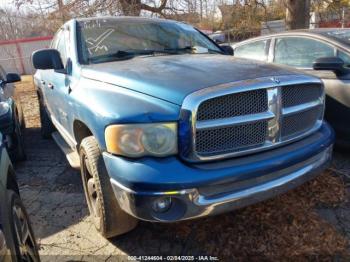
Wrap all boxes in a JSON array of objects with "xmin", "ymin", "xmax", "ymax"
[
  {"xmin": 82, "ymin": 155, "xmax": 100, "ymax": 221},
  {"xmin": 12, "ymin": 203, "xmax": 38, "ymax": 262}
]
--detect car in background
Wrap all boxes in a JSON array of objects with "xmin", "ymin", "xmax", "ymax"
[
  {"xmin": 209, "ymin": 31, "xmax": 226, "ymax": 44},
  {"xmin": 0, "ymin": 133, "xmax": 40, "ymax": 261},
  {"xmin": 232, "ymin": 28, "xmax": 350, "ymax": 149},
  {"xmin": 0, "ymin": 66, "xmax": 26, "ymax": 162}
]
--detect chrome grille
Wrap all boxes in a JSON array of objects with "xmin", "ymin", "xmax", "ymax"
[
  {"xmin": 282, "ymin": 84, "xmax": 322, "ymax": 108},
  {"xmin": 196, "ymin": 121, "xmax": 268, "ymax": 155},
  {"xmin": 281, "ymin": 106, "xmax": 323, "ymax": 139},
  {"xmin": 197, "ymin": 89, "xmax": 268, "ymax": 121},
  {"xmin": 180, "ymin": 75, "xmax": 324, "ymax": 162}
]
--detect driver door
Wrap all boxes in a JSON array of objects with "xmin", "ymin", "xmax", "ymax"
[
  {"xmin": 36, "ymin": 29, "xmax": 64, "ymax": 121},
  {"xmin": 49, "ymin": 27, "xmax": 76, "ymax": 146}
]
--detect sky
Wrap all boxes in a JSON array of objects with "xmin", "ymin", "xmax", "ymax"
[{"xmin": 0, "ymin": 0, "xmax": 15, "ymax": 9}]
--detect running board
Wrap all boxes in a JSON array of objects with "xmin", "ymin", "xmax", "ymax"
[{"xmin": 52, "ymin": 131, "xmax": 80, "ymax": 169}]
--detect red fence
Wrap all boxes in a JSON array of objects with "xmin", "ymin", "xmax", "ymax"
[
  {"xmin": 0, "ymin": 36, "xmax": 53, "ymax": 75},
  {"xmin": 319, "ymin": 20, "xmax": 350, "ymax": 28}
]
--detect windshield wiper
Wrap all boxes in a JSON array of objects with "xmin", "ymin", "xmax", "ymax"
[
  {"xmin": 88, "ymin": 47, "xmax": 223, "ymax": 64},
  {"xmin": 208, "ymin": 49, "xmax": 224, "ymax": 54},
  {"xmin": 164, "ymin": 46, "xmax": 223, "ymax": 54},
  {"xmin": 134, "ymin": 50, "xmax": 180, "ymax": 55},
  {"xmin": 88, "ymin": 50, "xmax": 135, "ymax": 63},
  {"xmin": 164, "ymin": 46, "xmax": 195, "ymax": 53}
]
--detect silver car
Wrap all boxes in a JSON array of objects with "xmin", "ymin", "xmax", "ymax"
[{"xmin": 232, "ymin": 28, "xmax": 350, "ymax": 149}]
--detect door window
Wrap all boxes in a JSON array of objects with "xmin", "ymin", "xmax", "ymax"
[
  {"xmin": 54, "ymin": 30, "xmax": 68, "ymax": 66},
  {"xmin": 50, "ymin": 29, "xmax": 62, "ymax": 49},
  {"xmin": 235, "ymin": 40, "xmax": 268, "ymax": 61},
  {"xmin": 274, "ymin": 37, "xmax": 335, "ymax": 68}
]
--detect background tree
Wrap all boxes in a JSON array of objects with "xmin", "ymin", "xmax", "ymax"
[
  {"xmin": 1, "ymin": 0, "xmax": 350, "ymax": 41},
  {"xmin": 284, "ymin": 0, "xmax": 311, "ymax": 29}
]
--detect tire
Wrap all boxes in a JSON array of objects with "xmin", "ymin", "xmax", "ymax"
[
  {"xmin": 12, "ymin": 125, "xmax": 26, "ymax": 162},
  {"xmin": 12, "ymin": 112, "xmax": 26, "ymax": 162},
  {"xmin": 39, "ymin": 101, "xmax": 55, "ymax": 139},
  {"xmin": 4, "ymin": 190, "xmax": 40, "ymax": 262},
  {"xmin": 79, "ymin": 136, "xmax": 138, "ymax": 238},
  {"xmin": 16, "ymin": 101, "xmax": 25, "ymax": 130}
]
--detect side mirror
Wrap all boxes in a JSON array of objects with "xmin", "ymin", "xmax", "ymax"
[
  {"xmin": 5, "ymin": 73, "xmax": 21, "ymax": 83},
  {"xmin": 220, "ymin": 45, "xmax": 234, "ymax": 56},
  {"xmin": 313, "ymin": 57, "xmax": 348, "ymax": 75},
  {"xmin": 32, "ymin": 49, "xmax": 64, "ymax": 71}
]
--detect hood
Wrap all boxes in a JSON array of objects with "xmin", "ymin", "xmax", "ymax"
[{"xmin": 81, "ymin": 54, "xmax": 301, "ymax": 105}]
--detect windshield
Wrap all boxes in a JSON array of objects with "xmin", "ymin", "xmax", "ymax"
[{"xmin": 77, "ymin": 18, "xmax": 222, "ymax": 64}]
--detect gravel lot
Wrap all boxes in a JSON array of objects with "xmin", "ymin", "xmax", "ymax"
[{"xmin": 13, "ymin": 76, "xmax": 350, "ymax": 261}]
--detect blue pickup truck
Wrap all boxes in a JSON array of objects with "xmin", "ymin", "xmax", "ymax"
[{"xmin": 32, "ymin": 17, "xmax": 334, "ymax": 238}]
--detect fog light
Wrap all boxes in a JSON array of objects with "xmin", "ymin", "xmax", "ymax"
[{"xmin": 152, "ymin": 197, "xmax": 172, "ymax": 213}]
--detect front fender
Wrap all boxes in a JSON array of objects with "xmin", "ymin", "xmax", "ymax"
[
  {"xmin": 0, "ymin": 141, "xmax": 11, "ymax": 200},
  {"xmin": 70, "ymin": 78, "xmax": 181, "ymax": 150},
  {"xmin": 0, "ymin": 98, "xmax": 15, "ymax": 135}
]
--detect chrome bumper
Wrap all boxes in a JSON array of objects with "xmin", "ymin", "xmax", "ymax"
[{"xmin": 110, "ymin": 145, "xmax": 332, "ymax": 222}]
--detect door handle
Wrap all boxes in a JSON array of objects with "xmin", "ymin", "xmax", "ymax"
[
  {"xmin": 40, "ymin": 80, "xmax": 45, "ymax": 85},
  {"xmin": 47, "ymin": 83, "xmax": 54, "ymax": 89}
]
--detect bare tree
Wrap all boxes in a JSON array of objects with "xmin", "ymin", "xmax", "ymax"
[
  {"xmin": 284, "ymin": 0, "xmax": 311, "ymax": 29},
  {"xmin": 118, "ymin": 0, "xmax": 168, "ymax": 16}
]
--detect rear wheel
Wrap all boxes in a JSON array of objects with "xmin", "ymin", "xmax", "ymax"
[
  {"xmin": 79, "ymin": 136, "xmax": 138, "ymax": 238},
  {"xmin": 5, "ymin": 190, "xmax": 40, "ymax": 262},
  {"xmin": 39, "ymin": 101, "xmax": 55, "ymax": 139}
]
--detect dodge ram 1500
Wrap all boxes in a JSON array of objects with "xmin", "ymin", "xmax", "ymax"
[{"xmin": 32, "ymin": 17, "xmax": 334, "ymax": 238}]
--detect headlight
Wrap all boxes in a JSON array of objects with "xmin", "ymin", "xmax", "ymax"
[
  {"xmin": 0, "ymin": 102, "xmax": 9, "ymax": 116},
  {"xmin": 105, "ymin": 123, "xmax": 178, "ymax": 157}
]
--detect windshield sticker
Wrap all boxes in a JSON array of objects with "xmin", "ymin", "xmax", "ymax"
[{"xmin": 86, "ymin": 29, "xmax": 115, "ymax": 54}]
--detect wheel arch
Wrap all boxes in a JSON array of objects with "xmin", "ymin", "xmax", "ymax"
[
  {"xmin": 73, "ymin": 119, "xmax": 94, "ymax": 148},
  {"xmin": 6, "ymin": 165, "xmax": 20, "ymax": 196}
]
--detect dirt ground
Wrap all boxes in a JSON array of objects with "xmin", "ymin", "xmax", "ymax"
[{"xmin": 13, "ymin": 76, "xmax": 350, "ymax": 261}]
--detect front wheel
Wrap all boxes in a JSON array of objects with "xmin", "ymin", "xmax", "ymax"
[
  {"xmin": 12, "ymin": 113, "xmax": 26, "ymax": 162},
  {"xmin": 79, "ymin": 136, "xmax": 138, "ymax": 238}
]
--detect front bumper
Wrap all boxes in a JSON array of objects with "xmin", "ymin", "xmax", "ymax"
[{"xmin": 105, "ymin": 123, "xmax": 334, "ymax": 222}]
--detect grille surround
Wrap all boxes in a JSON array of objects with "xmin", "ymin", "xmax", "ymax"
[{"xmin": 180, "ymin": 75, "xmax": 324, "ymax": 162}]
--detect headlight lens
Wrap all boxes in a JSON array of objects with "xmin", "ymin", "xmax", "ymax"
[
  {"xmin": 105, "ymin": 123, "xmax": 177, "ymax": 157},
  {"xmin": 0, "ymin": 102, "xmax": 10, "ymax": 116}
]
